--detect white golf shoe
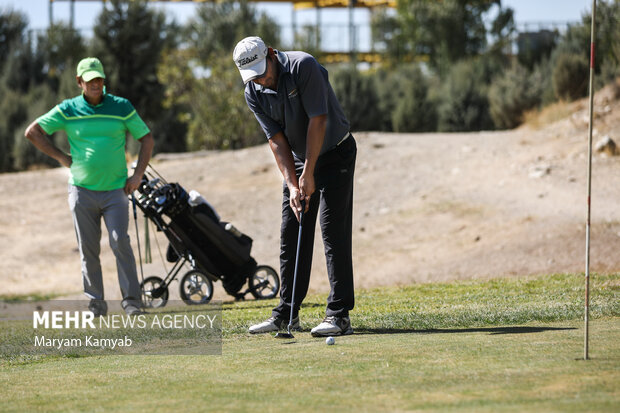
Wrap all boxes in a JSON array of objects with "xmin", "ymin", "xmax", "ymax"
[
  {"xmin": 311, "ymin": 315, "xmax": 353, "ymax": 337},
  {"xmin": 249, "ymin": 316, "xmax": 300, "ymax": 334}
]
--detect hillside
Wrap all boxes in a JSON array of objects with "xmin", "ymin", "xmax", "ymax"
[{"xmin": 1, "ymin": 83, "xmax": 619, "ymax": 301}]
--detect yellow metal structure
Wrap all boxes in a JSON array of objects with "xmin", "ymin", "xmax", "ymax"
[{"xmin": 50, "ymin": 0, "xmax": 396, "ymax": 8}]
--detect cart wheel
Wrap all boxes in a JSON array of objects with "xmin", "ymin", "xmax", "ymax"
[
  {"xmin": 249, "ymin": 265, "xmax": 280, "ymax": 300},
  {"xmin": 179, "ymin": 270, "xmax": 214, "ymax": 305},
  {"xmin": 141, "ymin": 276, "xmax": 169, "ymax": 308}
]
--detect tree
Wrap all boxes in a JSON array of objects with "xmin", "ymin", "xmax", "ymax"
[
  {"xmin": 552, "ymin": 0, "xmax": 620, "ymax": 88},
  {"xmin": 188, "ymin": 56, "xmax": 265, "ymax": 150},
  {"xmin": 163, "ymin": 0, "xmax": 280, "ymax": 150},
  {"xmin": 12, "ymin": 83, "xmax": 60, "ymax": 170},
  {"xmin": 36, "ymin": 23, "xmax": 86, "ymax": 91},
  {"xmin": 92, "ymin": 0, "xmax": 182, "ymax": 152},
  {"xmin": 186, "ymin": 0, "xmax": 279, "ymax": 62},
  {"xmin": 371, "ymin": 8, "xmax": 406, "ymax": 66},
  {"xmin": 0, "ymin": 9, "xmax": 33, "ymax": 171},
  {"xmin": 92, "ymin": 1, "xmax": 171, "ymax": 122},
  {"xmin": 0, "ymin": 9, "xmax": 28, "ymax": 73},
  {"xmin": 0, "ymin": 84, "xmax": 28, "ymax": 171},
  {"xmin": 373, "ymin": 0, "xmax": 514, "ymax": 75}
]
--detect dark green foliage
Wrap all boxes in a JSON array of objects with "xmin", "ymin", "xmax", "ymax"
[
  {"xmin": 488, "ymin": 63, "xmax": 544, "ymax": 129},
  {"xmin": 370, "ymin": 8, "xmax": 406, "ymax": 66},
  {"xmin": 552, "ymin": 53, "xmax": 589, "ymax": 101},
  {"xmin": 173, "ymin": 0, "xmax": 279, "ymax": 150},
  {"xmin": 187, "ymin": 0, "xmax": 278, "ymax": 62},
  {"xmin": 437, "ymin": 59, "xmax": 494, "ymax": 132},
  {"xmin": 331, "ymin": 67, "xmax": 382, "ymax": 132},
  {"xmin": 0, "ymin": 85, "xmax": 28, "ymax": 171},
  {"xmin": 374, "ymin": 68, "xmax": 400, "ymax": 131},
  {"xmin": 391, "ymin": 66, "xmax": 437, "ymax": 132},
  {"xmin": 0, "ymin": 33, "xmax": 45, "ymax": 93},
  {"xmin": 0, "ymin": 9, "xmax": 28, "ymax": 72},
  {"xmin": 3, "ymin": 0, "xmax": 620, "ymax": 172},
  {"xmin": 185, "ymin": 57, "xmax": 264, "ymax": 150},
  {"xmin": 373, "ymin": 65, "xmax": 437, "ymax": 132},
  {"xmin": 0, "ymin": 9, "xmax": 30, "ymax": 171},
  {"xmin": 36, "ymin": 23, "xmax": 86, "ymax": 91},
  {"xmin": 392, "ymin": 0, "xmax": 513, "ymax": 73},
  {"xmin": 12, "ymin": 84, "xmax": 64, "ymax": 170},
  {"xmin": 552, "ymin": 0, "xmax": 620, "ymax": 88},
  {"xmin": 532, "ymin": 58, "xmax": 557, "ymax": 107},
  {"xmin": 149, "ymin": 109, "xmax": 188, "ymax": 154},
  {"xmin": 92, "ymin": 0, "xmax": 184, "ymax": 153},
  {"xmin": 92, "ymin": 0, "xmax": 170, "ymax": 121}
]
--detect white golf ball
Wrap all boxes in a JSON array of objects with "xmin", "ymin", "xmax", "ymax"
[{"xmin": 325, "ymin": 336, "xmax": 335, "ymax": 345}]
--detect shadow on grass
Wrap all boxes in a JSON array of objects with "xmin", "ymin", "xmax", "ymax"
[
  {"xmin": 355, "ymin": 326, "xmax": 577, "ymax": 336},
  {"xmin": 222, "ymin": 301, "xmax": 325, "ymax": 311}
]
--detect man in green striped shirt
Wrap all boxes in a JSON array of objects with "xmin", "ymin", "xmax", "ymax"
[{"xmin": 25, "ymin": 57, "xmax": 154, "ymax": 316}]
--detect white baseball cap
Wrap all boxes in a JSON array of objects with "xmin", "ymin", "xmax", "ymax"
[{"xmin": 233, "ymin": 36, "xmax": 268, "ymax": 84}]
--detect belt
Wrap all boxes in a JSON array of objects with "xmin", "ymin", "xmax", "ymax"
[{"xmin": 336, "ymin": 132, "xmax": 351, "ymax": 147}]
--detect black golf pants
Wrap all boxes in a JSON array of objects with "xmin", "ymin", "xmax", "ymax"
[{"xmin": 273, "ymin": 135, "xmax": 356, "ymax": 320}]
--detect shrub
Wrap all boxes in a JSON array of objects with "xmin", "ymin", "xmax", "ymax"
[
  {"xmin": 0, "ymin": 85, "xmax": 28, "ymax": 171},
  {"xmin": 488, "ymin": 63, "xmax": 544, "ymax": 129},
  {"xmin": 437, "ymin": 59, "xmax": 494, "ymax": 132},
  {"xmin": 330, "ymin": 67, "xmax": 382, "ymax": 132},
  {"xmin": 186, "ymin": 57, "xmax": 264, "ymax": 151},
  {"xmin": 374, "ymin": 67, "xmax": 404, "ymax": 131},
  {"xmin": 391, "ymin": 65, "xmax": 436, "ymax": 132},
  {"xmin": 374, "ymin": 64, "xmax": 438, "ymax": 132},
  {"xmin": 552, "ymin": 53, "xmax": 589, "ymax": 101},
  {"xmin": 12, "ymin": 84, "xmax": 60, "ymax": 170}
]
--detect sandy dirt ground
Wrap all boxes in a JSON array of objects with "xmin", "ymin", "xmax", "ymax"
[{"xmin": 1, "ymin": 84, "xmax": 619, "ymax": 303}]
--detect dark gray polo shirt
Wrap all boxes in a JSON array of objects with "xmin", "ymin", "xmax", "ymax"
[{"xmin": 244, "ymin": 50, "xmax": 350, "ymax": 161}]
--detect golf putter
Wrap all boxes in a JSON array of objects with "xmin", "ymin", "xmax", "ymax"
[{"xmin": 275, "ymin": 199, "xmax": 306, "ymax": 339}]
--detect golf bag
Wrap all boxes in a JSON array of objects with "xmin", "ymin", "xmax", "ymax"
[{"xmin": 133, "ymin": 165, "xmax": 280, "ymax": 307}]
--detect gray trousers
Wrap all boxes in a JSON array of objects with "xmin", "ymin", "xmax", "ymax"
[{"xmin": 68, "ymin": 185, "xmax": 141, "ymax": 308}]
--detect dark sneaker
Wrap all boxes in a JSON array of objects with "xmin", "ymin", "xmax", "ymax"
[
  {"xmin": 124, "ymin": 305, "xmax": 145, "ymax": 316},
  {"xmin": 88, "ymin": 299, "xmax": 108, "ymax": 317},
  {"xmin": 311, "ymin": 315, "xmax": 353, "ymax": 337},
  {"xmin": 249, "ymin": 316, "xmax": 300, "ymax": 334}
]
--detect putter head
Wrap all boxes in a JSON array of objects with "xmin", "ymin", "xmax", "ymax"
[
  {"xmin": 274, "ymin": 324, "xmax": 295, "ymax": 339},
  {"xmin": 274, "ymin": 332, "xmax": 294, "ymax": 339}
]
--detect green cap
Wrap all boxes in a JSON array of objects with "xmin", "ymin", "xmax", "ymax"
[{"xmin": 77, "ymin": 57, "xmax": 106, "ymax": 82}]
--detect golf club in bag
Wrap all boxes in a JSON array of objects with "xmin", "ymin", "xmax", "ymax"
[
  {"xmin": 131, "ymin": 195, "xmax": 147, "ymax": 307},
  {"xmin": 275, "ymin": 199, "xmax": 306, "ymax": 340}
]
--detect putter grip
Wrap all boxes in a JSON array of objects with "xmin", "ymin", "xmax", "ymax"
[{"xmin": 299, "ymin": 199, "xmax": 306, "ymax": 223}]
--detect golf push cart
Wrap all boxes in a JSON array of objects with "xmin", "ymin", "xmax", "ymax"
[{"xmin": 131, "ymin": 165, "xmax": 280, "ymax": 308}]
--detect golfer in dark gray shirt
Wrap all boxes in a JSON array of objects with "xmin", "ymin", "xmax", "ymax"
[{"xmin": 234, "ymin": 36, "xmax": 357, "ymax": 337}]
